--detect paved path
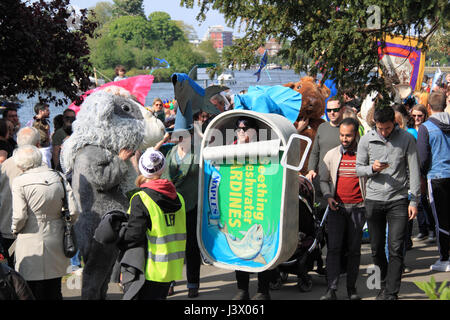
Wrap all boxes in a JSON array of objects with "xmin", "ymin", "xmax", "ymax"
[{"xmin": 62, "ymin": 235, "xmax": 448, "ymax": 301}]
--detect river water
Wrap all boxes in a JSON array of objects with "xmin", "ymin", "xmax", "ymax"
[{"xmin": 17, "ymin": 69, "xmax": 304, "ymax": 131}]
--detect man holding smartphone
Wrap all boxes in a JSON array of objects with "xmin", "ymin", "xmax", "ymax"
[{"xmin": 356, "ymin": 105, "xmax": 420, "ymax": 300}]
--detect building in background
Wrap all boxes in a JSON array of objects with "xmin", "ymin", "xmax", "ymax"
[{"xmin": 203, "ymin": 25, "xmax": 233, "ymax": 53}]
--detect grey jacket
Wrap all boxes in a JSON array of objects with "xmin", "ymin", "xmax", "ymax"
[{"xmin": 356, "ymin": 125, "xmax": 420, "ymax": 207}]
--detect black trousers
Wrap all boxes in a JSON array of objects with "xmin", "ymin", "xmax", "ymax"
[
  {"xmin": 365, "ymin": 198, "xmax": 409, "ymax": 297},
  {"xmin": 235, "ymin": 270, "xmax": 274, "ymax": 294},
  {"xmin": 137, "ymin": 280, "xmax": 171, "ymax": 300},
  {"xmin": 428, "ymin": 178, "xmax": 450, "ymax": 261},
  {"xmin": 27, "ymin": 278, "xmax": 62, "ymax": 300},
  {"xmin": 417, "ymin": 194, "xmax": 435, "ymax": 235},
  {"xmin": 326, "ymin": 206, "xmax": 366, "ymax": 290},
  {"xmin": 186, "ymin": 206, "xmax": 201, "ymax": 288}
]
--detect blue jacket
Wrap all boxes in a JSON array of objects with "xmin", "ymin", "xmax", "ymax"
[{"xmin": 417, "ymin": 112, "xmax": 450, "ymax": 180}]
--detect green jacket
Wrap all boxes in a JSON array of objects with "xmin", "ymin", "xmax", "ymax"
[{"xmin": 161, "ymin": 145, "xmax": 199, "ymax": 212}]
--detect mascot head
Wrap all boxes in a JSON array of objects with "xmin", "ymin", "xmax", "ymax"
[
  {"xmin": 283, "ymin": 76, "xmax": 331, "ymax": 122},
  {"xmin": 62, "ymin": 87, "xmax": 165, "ymax": 172}
]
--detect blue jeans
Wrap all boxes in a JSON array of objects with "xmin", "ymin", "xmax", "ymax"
[{"xmin": 365, "ymin": 198, "xmax": 409, "ymax": 297}]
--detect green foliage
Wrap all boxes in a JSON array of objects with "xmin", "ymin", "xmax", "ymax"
[
  {"xmin": 181, "ymin": 0, "xmax": 449, "ymax": 97},
  {"xmin": 89, "ymin": 36, "xmax": 135, "ymax": 70},
  {"xmin": 151, "ymin": 68, "xmax": 173, "ymax": 82},
  {"xmin": 426, "ymin": 20, "xmax": 450, "ymax": 66},
  {"xmin": 148, "ymin": 12, "xmax": 186, "ymax": 49},
  {"xmin": 88, "ymin": 1, "xmax": 114, "ymax": 28},
  {"xmin": 0, "ymin": 0, "xmax": 97, "ymax": 105},
  {"xmin": 88, "ymin": 6, "xmax": 197, "ymax": 81},
  {"xmin": 196, "ymin": 40, "xmax": 221, "ymax": 64},
  {"xmin": 415, "ymin": 277, "xmax": 450, "ymax": 300},
  {"xmin": 109, "ymin": 15, "xmax": 153, "ymax": 48},
  {"xmin": 166, "ymin": 41, "xmax": 205, "ymax": 74}
]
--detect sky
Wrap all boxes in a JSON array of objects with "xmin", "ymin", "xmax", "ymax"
[{"xmin": 70, "ymin": 0, "xmax": 239, "ymax": 39}]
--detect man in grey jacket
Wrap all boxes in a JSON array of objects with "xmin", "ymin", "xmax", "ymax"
[{"xmin": 356, "ymin": 105, "xmax": 420, "ymax": 300}]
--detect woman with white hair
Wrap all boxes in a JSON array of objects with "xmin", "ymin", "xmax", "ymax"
[{"xmin": 11, "ymin": 145, "xmax": 79, "ymax": 300}]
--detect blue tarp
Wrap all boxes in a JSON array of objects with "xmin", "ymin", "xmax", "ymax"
[{"xmin": 234, "ymin": 85, "xmax": 302, "ymax": 123}]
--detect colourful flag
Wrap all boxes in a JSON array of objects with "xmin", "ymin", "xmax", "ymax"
[
  {"xmin": 254, "ymin": 50, "xmax": 268, "ymax": 82},
  {"xmin": 377, "ymin": 35, "xmax": 426, "ymax": 92}
]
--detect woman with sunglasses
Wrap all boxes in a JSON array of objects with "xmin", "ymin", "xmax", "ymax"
[
  {"xmin": 407, "ymin": 104, "xmax": 428, "ymax": 140},
  {"xmin": 234, "ymin": 117, "xmax": 258, "ymax": 144}
]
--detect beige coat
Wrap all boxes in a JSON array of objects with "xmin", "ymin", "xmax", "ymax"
[
  {"xmin": 11, "ymin": 166, "xmax": 79, "ymax": 281},
  {"xmin": 320, "ymin": 145, "xmax": 367, "ymax": 201}
]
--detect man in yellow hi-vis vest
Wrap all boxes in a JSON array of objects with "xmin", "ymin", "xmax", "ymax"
[{"xmin": 118, "ymin": 148, "xmax": 186, "ymax": 300}]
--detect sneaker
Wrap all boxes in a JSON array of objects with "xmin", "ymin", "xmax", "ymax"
[
  {"xmin": 413, "ymin": 233, "xmax": 428, "ymax": 241},
  {"xmin": 403, "ymin": 265, "xmax": 412, "ymax": 274},
  {"xmin": 427, "ymin": 232, "xmax": 436, "ymax": 242},
  {"xmin": 430, "ymin": 259, "xmax": 450, "ymax": 272},
  {"xmin": 232, "ymin": 290, "xmax": 250, "ymax": 300},
  {"xmin": 320, "ymin": 288, "xmax": 337, "ymax": 300},
  {"xmin": 251, "ymin": 292, "xmax": 271, "ymax": 300}
]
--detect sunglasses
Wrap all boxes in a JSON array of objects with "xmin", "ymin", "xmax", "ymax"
[
  {"xmin": 326, "ymin": 107, "xmax": 342, "ymax": 113},
  {"xmin": 235, "ymin": 126, "xmax": 252, "ymax": 132},
  {"xmin": 412, "ymin": 114, "xmax": 424, "ymax": 118}
]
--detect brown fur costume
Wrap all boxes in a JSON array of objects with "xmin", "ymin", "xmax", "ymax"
[{"xmin": 283, "ymin": 76, "xmax": 331, "ymax": 175}]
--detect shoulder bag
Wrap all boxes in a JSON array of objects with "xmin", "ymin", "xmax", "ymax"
[{"xmin": 58, "ymin": 173, "xmax": 78, "ymax": 258}]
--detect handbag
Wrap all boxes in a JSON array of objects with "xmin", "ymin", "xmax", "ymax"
[{"xmin": 59, "ymin": 174, "xmax": 78, "ymax": 258}]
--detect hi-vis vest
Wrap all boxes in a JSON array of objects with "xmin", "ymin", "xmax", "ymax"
[{"xmin": 128, "ymin": 191, "xmax": 186, "ymax": 282}]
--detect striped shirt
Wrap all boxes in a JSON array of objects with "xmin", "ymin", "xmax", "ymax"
[{"xmin": 335, "ymin": 151, "xmax": 363, "ymax": 204}]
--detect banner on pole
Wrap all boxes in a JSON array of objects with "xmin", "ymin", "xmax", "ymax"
[{"xmin": 378, "ymin": 35, "xmax": 426, "ymax": 92}]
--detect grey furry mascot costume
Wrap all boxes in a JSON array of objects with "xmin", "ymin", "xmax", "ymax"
[{"xmin": 61, "ymin": 88, "xmax": 164, "ymax": 299}]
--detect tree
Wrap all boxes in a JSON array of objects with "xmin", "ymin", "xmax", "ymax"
[
  {"xmin": 175, "ymin": 20, "xmax": 199, "ymax": 41},
  {"xmin": 426, "ymin": 20, "xmax": 450, "ymax": 66},
  {"xmin": 0, "ymin": 0, "xmax": 97, "ymax": 105},
  {"xmin": 108, "ymin": 15, "xmax": 152, "ymax": 48},
  {"xmin": 112, "ymin": 0, "xmax": 145, "ymax": 18},
  {"xmin": 166, "ymin": 41, "xmax": 205, "ymax": 74},
  {"xmin": 148, "ymin": 11, "xmax": 186, "ymax": 49},
  {"xmin": 88, "ymin": 1, "xmax": 114, "ymax": 29},
  {"xmin": 196, "ymin": 40, "xmax": 221, "ymax": 64},
  {"xmin": 181, "ymin": 0, "xmax": 449, "ymax": 98},
  {"xmin": 90, "ymin": 35, "xmax": 135, "ymax": 70}
]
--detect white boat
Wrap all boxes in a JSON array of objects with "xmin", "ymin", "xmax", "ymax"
[
  {"xmin": 217, "ymin": 71, "xmax": 237, "ymax": 85},
  {"xmin": 266, "ymin": 63, "xmax": 282, "ymax": 70}
]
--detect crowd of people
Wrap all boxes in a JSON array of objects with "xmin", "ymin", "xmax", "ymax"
[{"xmin": 0, "ymin": 73, "xmax": 449, "ymax": 301}]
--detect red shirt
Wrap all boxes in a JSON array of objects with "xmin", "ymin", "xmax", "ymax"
[{"xmin": 335, "ymin": 151, "xmax": 363, "ymax": 204}]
